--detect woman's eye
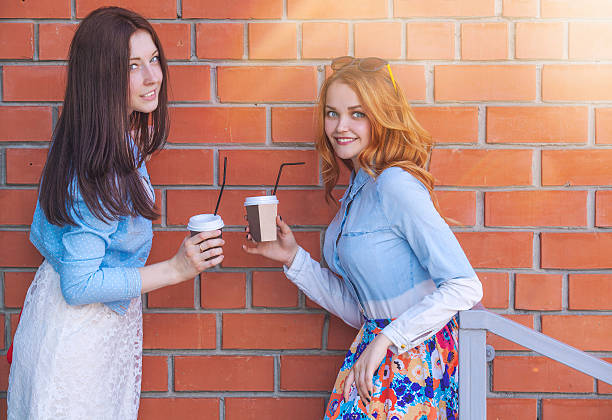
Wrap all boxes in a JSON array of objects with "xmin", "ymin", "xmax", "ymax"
[
  {"xmin": 151, "ymin": 55, "xmax": 160, "ymax": 64},
  {"xmin": 353, "ymin": 111, "xmax": 366, "ymax": 118},
  {"xmin": 129, "ymin": 63, "xmax": 139, "ymax": 71},
  {"xmin": 325, "ymin": 110, "xmax": 337, "ymax": 118}
]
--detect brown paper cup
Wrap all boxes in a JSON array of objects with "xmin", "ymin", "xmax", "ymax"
[{"xmin": 244, "ymin": 195, "xmax": 279, "ymax": 242}]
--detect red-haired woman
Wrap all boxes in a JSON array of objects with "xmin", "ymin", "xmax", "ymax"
[
  {"xmin": 244, "ymin": 57, "xmax": 482, "ymax": 420},
  {"xmin": 7, "ymin": 7, "xmax": 224, "ymax": 419}
]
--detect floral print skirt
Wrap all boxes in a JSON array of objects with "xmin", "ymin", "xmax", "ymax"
[{"xmin": 325, "ymin": 316, "xmax": 459, "ymax": 420}]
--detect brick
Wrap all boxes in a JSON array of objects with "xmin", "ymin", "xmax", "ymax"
[
  {"xmin": 218, "ymin": 66, "xmax": 317, "ymax": 103},
  {"xmin": 435, "ymin": 65, "xmax": 536, "ymax": 101},
  {"xmin": 485, "ymin": 191, "xmax": 587, "ymax": 227},
  {"xmin": 0, "ymin": 353, "xmax": 9, "ymax": 391},
  {"xmin": 143, "ymin": 313, "xmax": 215, "ymax": 349},
  {"xmin": 515, "ymin": 274, "xmax": 562, "ymax": 311},
  {"xmin": 146, "ymin": 279, "xmax": 194, "ymax": 309},
  {"xmin": 542, "ymin": 0, "xmax": 612, "ymax": 18},
  {"xmin": 595, "ymin": 108, "xmax": 612, "ymax": 144},
  {"xmin": 196, "ymin": 23, "xmax": 243, "ymax": 60},
  {"xmin": 478, "ymin": 272, "xmax": 509, "ymax": 309},
  {"xmin": 219, "ymin": 150, "xmax": 319, "ymax": 186},
  {"xmin": 542, "ymin": 399, "xmax": 612, "ymax": 420},
  {"xmin": 271, "ymin": 107, "xmax": 317, "ymax": 143},
  {"xmin": 0, "ymin": 0, "xmax": 70, "ymax": 18},
  {"xmin": 280, "ymin": 355, "xmax": 344, "ymax": 391},
  {"xmin": 412, "ymin": 106, "xmax": 478, "ymax": 143},
  {"xmin": 542, "ymin": 150, "xmax": 612, "ymax": 186},
  {"xmin": 503, "ymin": 0, "xmax": 538, "ymax": 17},
  {"xmin": 248, "ymin": 23, "xmax": 296, "ymax": 60},
  {"xmin": 275, "ymin": 190, "xmax": 339, "ymax": 226},
  {"xmin": 151, "ymin": 23, "xmax": 190, "ymax": 60},
  {"xmin": 175, "ymin": 355, "xmax": 273, "ymax": 391},
  {"xmin": 487, "ymin": 314, "xmax": 534, "ymax": 351},
  {"xmin": 6, "ymin": 148, "xmax": 47, "ymax": 185},
  {"xmin": 493, "ymin": 356, "xmax": 592, "ymax": 392},
  {"xmin": 598, "ymin": 358, "xmax": 612, "ymax": 394},
  {"xmin": 487, "ymin": 106, "xmax": 587, "ymax": 144},
  {"xmin": 430, "ymin": 149, "xmax": 532, "ymax": 187},
  {"xmin": 252, "ymin": 271, "xmax": 298, "ymax": 307},
  {"xmin": 394, "ymin": 0, "xmax": 494, "ymax": 17},
  {"xmin": 0, "ymin": 107, "xmax": 52, "ymax": 142},
  {"xmin": 138, "ymin": 398, "xmax": 219, "ymax": 420},
  {"xmin": 487, "ymin": 398, "xmax": 537, "ymax": 420},
  {"xmin": 169, "ymin": 107, "xmax": 266, "ymax": 143},
  {"xmin": 223, "ymin": 231, "xmax": 321, "ymax": 268},
  {"xmin": 183, "ymin": 0, "xmax": 282, "ymax": 19},
  {"xmin": 223, "ymin": 313, "xmax": 324, "ymax": 349},
  {"xmin": 570, "ymin": 23, "xmax": 612, "ymax": 60},
  {"xmin": 354, "ymin": 22, "xmax": 402, "ymax": 60},
  {"xmin": 76, "ymin": 0, "xmax": 176, "ymax": 19},
  {"xmin": 201, "ymin": 272, "xmax": 246, "ymax": 309},
  {"xmin": 3, "ymin": 66, "xmax": 66, "ymax": 102},
  {"xmin": 0, "ymin": 23, "xmax": 33, "ymax": 59},
  {"xmin": 38, "ymin": 23, "xmax": 77, "ymax": 61},
  {"xmin": 327, "ymin": 315, "xmax": 358, "ymax": 350},
  {"xmin": 166, "ymin": 189, "xmax": 266, "ymax": 226},
  {"xmin": 4, "ymin": 271, "xmax": 35, "ymax": 308},
  {"xmin": 141, "ymin": 356, "xmax": 168, "ymax": 392},
  {"xmin": 569, "ymin": 274, "xmax": 612, "ymax": 310},
  {"xmin": 0, "ymin": 231, "xmax": 43, "ymax": 268},
  {"xmin": 146, "ymin": 231, "xmax": 185, "ymax": 264},
  {"xmin": 225, "ymin": 398, "xmax": 325, "ymax": 420},
  {"xmin": 455, "ymin": 232, "xmax": 533, "ymax": 269},
  {"xmin": 288, "ymin": 0, "xmax": 387, "ymax": 19},
  {"xmin": 0, "ymin": 189, "xmax": 38, "ymax": 225},
  {"xmin": 392, "ymin": 65, "xmax": 427, "ymax": 101},
  {"xmin": 0, "ymin": 315, "xmax": 5, "ymax": 348},
  {"xmin": 515, "ymin": 22, "xmax": 564, "ymax": 60},
  {"xmin": 436, "ymin": 190, "xmax": 476, "ymax": 226},
  {"xmin": 542, "ymin": 233, "xmax": 612, "ymax": 269},
  {"xmin": 542, "ymin": 315, "xmax": 612, "ymax": 351},
  {"xmin": 302, "ymin": 23, "xmax": 348, "ymax": 59},
  {"xmin": 147, "ymin": 149, "xmax": 213, "ymax": 185},
  {"xmin": 406, "ymin": 22, "xmax": 454, "ymax": 60},
  {"xmin": 543, "ymin": 65, "xmax": 612, "ymax": 102},
  {"xmin": 462, "ymin": 23, "xmax": 508, "ymax": 60},
  {"xmin": 168, "ymin": 66, "xmax": 210, "ymax": 102}
]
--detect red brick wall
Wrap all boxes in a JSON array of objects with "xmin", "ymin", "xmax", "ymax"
[{"xmin": 2, "ymin": 1, "xmax": 612, "ymax": 419}]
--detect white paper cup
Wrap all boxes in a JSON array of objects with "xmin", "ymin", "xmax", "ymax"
[
  {"xmin": 244, "ymin": 195, "xmax": 279, "ymax": 242},
  {"xmin": 188, "ymin": 214, "xmax": 224, "ymax": 237}
]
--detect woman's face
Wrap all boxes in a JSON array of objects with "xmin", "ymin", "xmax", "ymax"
[
  {"xmin": 128, "ymin": 30, "xmax": 163, "ymax": 114},
  {"xmin": 324, "ymin": 81, "xmax": 371, "ymax": 170}
]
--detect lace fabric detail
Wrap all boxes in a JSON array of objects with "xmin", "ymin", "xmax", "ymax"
[{"xmin": 7, "ymin": 261, "xmax": 143, "ymax": 420}]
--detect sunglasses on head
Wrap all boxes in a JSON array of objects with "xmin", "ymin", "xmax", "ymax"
[{"xmin": 330, "ymin": 56, "xmax": 398, "ymax": 92}]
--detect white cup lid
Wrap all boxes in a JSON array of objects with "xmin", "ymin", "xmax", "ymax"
[
  {"xmin": 187, "ymin": 214, "xmax": 224, "ymax": 231},
  {"xmin": 244, "ymin": 195, "xmax": 279, "ymax": 206}
]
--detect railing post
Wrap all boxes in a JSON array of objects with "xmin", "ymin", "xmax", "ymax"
[{"xmin": 459, "ymin": 328, "xmax": 487, "ymax": 419}]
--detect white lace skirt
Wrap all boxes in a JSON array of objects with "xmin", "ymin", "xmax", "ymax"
[{"xmin": 7, "ymin": 260, "xmax": 143, "ymax": 420}]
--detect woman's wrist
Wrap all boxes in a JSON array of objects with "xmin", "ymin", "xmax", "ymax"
[{"xmin": 284, "ymin": 246, "xmax": 299, "ymax": 268}]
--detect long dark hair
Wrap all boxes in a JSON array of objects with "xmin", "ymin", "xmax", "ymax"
[{"xmin": 39, "ymin": 7, "xmax": 169, "ymax": 226}]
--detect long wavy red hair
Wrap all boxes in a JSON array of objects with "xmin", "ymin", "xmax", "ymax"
[{"xmin": 316, "ymin": 62, "xmax": 441, "ymax": 214}]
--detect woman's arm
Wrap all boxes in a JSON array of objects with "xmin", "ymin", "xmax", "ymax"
[{"xmin": 243, "ymin": 216, "xmax": 362, "ymax": 328}]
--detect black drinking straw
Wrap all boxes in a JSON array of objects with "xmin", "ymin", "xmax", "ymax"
[
  {"xmin": 214, "ymin": 157, "xmax": 227, "ymax": 215},
  {"xmin": 272, "ymin": 162, "xmax": 305, "ymax": 195}
]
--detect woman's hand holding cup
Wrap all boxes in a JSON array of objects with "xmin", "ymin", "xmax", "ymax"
[
  {"xmin": 170, "ymin": 230, "xmax": 224, "ymax": 283},
  {"xmin": 243, "ymin": 215, "xmax": 299, "ymax": 268}
]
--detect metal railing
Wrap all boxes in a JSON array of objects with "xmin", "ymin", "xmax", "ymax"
[{"xmin": 458, "ymin": 309, "xmax": 612, "ymax": 419}]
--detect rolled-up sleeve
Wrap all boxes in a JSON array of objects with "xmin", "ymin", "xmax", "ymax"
[{"xmin": 57, "ymin": 195, "xmax": 142, "ymax": 306}]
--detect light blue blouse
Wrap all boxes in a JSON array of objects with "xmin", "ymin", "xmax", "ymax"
[
  {"xmin": 285, "ymin": 167, "xmax": 482, "ymax": 353},
  {"xmin": 29, "ymin": 163, "xmax": 153, "ymax": 315}
]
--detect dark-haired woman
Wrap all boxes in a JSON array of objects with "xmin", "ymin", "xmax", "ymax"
[{"xmin": 7, "ymin": 7, "xmax": 224, "ymax": 419}]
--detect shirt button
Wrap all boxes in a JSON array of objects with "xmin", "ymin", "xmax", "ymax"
[{"xmin": 400, "ymin": 344, "xmax": 406, "ymax": 349}]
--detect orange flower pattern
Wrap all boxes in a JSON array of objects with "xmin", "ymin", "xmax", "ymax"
[{"xmin": 325, "ymin": 317, "xmax": 459, "ymax": 420}]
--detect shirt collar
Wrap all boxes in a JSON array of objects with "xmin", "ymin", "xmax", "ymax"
[{"xmin": 344, "ymin": 168, "xmax": 371, "ymax": 201}]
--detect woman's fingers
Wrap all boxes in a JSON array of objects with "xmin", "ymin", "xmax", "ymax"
[
  {"xmin": 187, "ymin": 230, "xmax": 222, "ymax": 246},
  {"xmin": 355, "ymin": 365, "xmax": 370, "ymax": 405},
  {"xmin": 343, "ymin": 369, "xmax": 355, "ymax": 402}
]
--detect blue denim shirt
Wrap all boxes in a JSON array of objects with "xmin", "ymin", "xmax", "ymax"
[
  {"xmin": 29, "ymin": 163, "xmax": 153, "ymax": 315},
  {"xmin": 286, "ymin": 167, "xmax": 482, "ymax": 353}
]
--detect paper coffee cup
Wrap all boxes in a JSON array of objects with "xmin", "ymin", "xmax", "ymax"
[
  {"xmin": 244, "ymin": 195, "xmax": 279, "ymax": 242},
  {"xmin": 188, "ymin": 214, "xmax": 224, "ymax": 238}
]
